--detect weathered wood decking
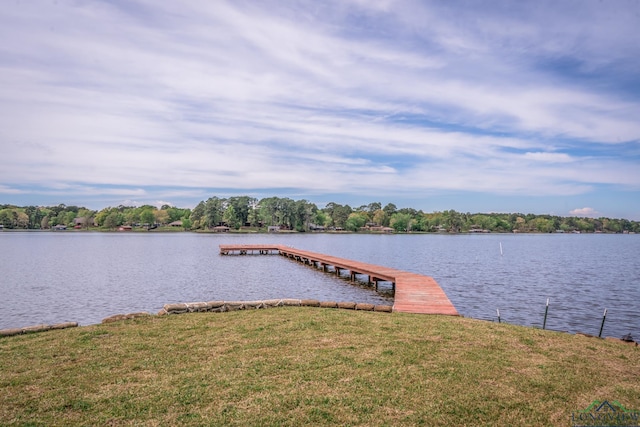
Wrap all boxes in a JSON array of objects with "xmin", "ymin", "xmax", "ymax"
[{"xmin": 219, "ymin": 244, "xmax": 458, "ymax": 316}]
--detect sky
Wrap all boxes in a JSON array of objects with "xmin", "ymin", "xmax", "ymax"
[{"xmin": 1, "ymin": 1, "xmax": 639, "ymax": 219}]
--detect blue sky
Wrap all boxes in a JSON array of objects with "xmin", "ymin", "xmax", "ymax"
[{"xmin": 1, "ymin": 0, "xmax": 639, "ymax": 219}]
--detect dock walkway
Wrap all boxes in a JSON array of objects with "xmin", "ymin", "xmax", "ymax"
[{"xmin": 219, "ymin": 244, "xmax": 458, "ymax": 316}]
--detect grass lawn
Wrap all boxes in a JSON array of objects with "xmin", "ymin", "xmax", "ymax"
[{"xmin": 1, "ymin": 308, "xmax": 639, "ymax": 426}]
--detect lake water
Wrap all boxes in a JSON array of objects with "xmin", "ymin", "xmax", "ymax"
[{"xmin": 1, "ymin": 232, "xmax": 638, "ymax": 339}]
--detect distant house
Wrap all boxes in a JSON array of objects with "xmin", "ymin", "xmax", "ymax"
[
  {"xmin": 364, "ymin": 225, "xmax": 394, "ymax": 233},
  {"xmin": 168, "ymin": 220, "xmax": 183, "ymax": 227},
  {"xmin": 469, "ymin": 227, "xmax": 490, "ymax": 233},
  {"xmin": 268, "ymin": 226, "xmax": 280, "ymax": 233}
]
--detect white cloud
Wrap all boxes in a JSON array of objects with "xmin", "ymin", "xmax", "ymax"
[
  {"xmin": 0, "ymin": 0, "xmax": 638, "ymax": 216},
  {"xmin": 569, "ymin": 207, "xmax": 600, "ymax": 217},
  {"xmin": 154, "ymin": 200, "xmax": 174, "ymax": 209},
  {"xmin": 0, "ymin": 185, "xmax": 25, "ymax": 195},
  {"xmin": 523, "ymin": 152, "xmax": 573, "ymax": 163}
]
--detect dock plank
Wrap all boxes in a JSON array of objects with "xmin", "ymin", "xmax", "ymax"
[{"xmin": 219, "ymin": 244, "xmax": 458, "ymax": 316}]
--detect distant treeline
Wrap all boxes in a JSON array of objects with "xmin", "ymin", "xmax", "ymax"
[{"xmin": 1, "ymin": 197, "xmax": 639, "ymax": 233}]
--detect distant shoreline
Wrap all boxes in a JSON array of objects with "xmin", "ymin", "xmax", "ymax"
[{"xmin": 1, "ymin": 227, "xmax": 636, "ymax": 235}]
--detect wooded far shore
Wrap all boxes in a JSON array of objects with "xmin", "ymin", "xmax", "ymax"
[{"xmin": 1, "ymin": 196, "xmax": 639, "ymax": 234}]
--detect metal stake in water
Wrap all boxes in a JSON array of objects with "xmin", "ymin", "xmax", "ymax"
[
  {"xmin": 598, "ymin": 308, "xmax": 607, "ymax": 338},
  {"xmin": 543, "ymin": 298, "xmax": 549, "ymax": 329},
  {"xmin": 497, "ymin": 308, "xmax": 501, "ymax": 323}
]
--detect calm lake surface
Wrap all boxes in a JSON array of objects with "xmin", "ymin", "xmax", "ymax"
[{"xmin": 1, "ymin": 232, "xmax": 638, "ymax": 338}]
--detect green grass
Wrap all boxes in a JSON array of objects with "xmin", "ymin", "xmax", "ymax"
[{"xmin": 1, "ymin": 309, "xmax": 638, "ymax": 426}]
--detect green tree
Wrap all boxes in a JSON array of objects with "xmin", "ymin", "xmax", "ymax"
[
  {"xmin": 104, "ymin": 212, "xmax": 121, "ymax": 230},
  {"xmin": 154, "ymin": 210, "xmax": 169, "ymax": 226},
  {"xmin": 279, "ymin": 198, "xmax": 296, "ymax": 229},
  {"xmin": 442, "ymin": 210, "xmax": 462, "ymax": 232},
  {"xmin": 258, "ymin": 197, "xmax": 281, "ymax": 227},
  {"xmin": 367, "ymin": 202, "xmax": 382, "ymax": 215},
  {"xmin": 14, "ymin": 210, "xmax": 24, "ymax": 228},
  {"xmin": 124, "ymin": 208, "xmax": 140, "ymax": 226},
  {"xmin": 204, "ymin": 197, "xmax": 225, "ymax": 228},
  {"xmin": 314, "ymin": 210, "xmax": 329, "ymax": 228},
  {"xmin": 382, "ymin": 203, "xmax": 397, "ymax": 218},
  {"xmin": 224, "ymin": 205, "xmax": 241, "ymax": 229},
  {"xmin": 166, "ymin": 207, "xmax": 187, "ymax": 223},
  {"xmin": 0, "ymin": 209, "xmax": 13, "ymax": 229},
  {"xmin": 372, "ymin": 209, "xmax": 387, "ymax": 226},
  {"xmin": 228, "ymin": 196, "xmax": 254, "ymax": 227},
  {"xmin": 531, "ymin": 217, "xmax": 554, "ymax": 233},
  {"xmin": 94, "ymin": 209, "xmax": 109, "ymax": 227},
  {"xmin": 390, "ymin": 212, "xmax": 412, "ymax": 232},
  {"xmin": 411, "ymin": 214, "xmax": 428, "ymax": 232},
  {"xmin": 190, "ymin": 201, "xmax": 206, "ymax": 229},
  {"xmin": 470, "ymin": 214, "xmax": 496, "ymax": 231},
  {"xmin": 248, "ymin": 205, "xmax": 261, "ymax": 227},
  {"xmin": 345, "ymin": 212, "xmax": 367, "ymax": 231},
  {"xmin": 24, "ymin": 206, "xmax": 45, "ymax": 229},
  {"xmin": 140, "ymin": 209, "xmax": 155, "ymax": 226},
  {"xmin": 64, "ymin": 211, "xmax": 76, "ymax": 227},
  {"xmin": 332, "ymin": 204, "xmax": 353, "ymax": 229},
  {"xmin": 494, "ymin": 217, "xmax": 512, "ymax": 232},
  {"xmin": 576, "ymin": 219, "xmax": 594, "ymax": 233},
  {"xmin": 322, "ymin": 202, "xmax": 339, "ymax": 227},
  {"xmin": 294, "ymin": 199, "xmax": 316, "ymax": 231}
]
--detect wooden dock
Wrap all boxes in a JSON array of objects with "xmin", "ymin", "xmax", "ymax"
[{"xmin": 219, "ymin": 244, "xmax": 458, "ymax": 316}]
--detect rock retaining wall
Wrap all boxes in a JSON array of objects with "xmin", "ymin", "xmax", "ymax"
[
  {"xmin": 157, "ymin": 299, "xmax": 393, "ymax": 316},
  {"xmin": 0, "ymin": 301, "xmax": 392, "ymax": 337},
  {"xmin": 0, "ymin": 322, "xmax": 78, "ymax": 337},
  {"xmin": 101, "ymin": 312, "xmax": 152, "ymax": 323}
]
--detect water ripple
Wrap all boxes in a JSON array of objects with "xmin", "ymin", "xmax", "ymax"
[{"xmin": 0, "ymin": 232, "xmax": 638, "ymax": 339}]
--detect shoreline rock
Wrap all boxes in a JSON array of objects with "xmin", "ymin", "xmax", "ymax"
[
  {"xmin": 157, "ymin": 299, "xmax": 393, "ymax": 316},
  {"xmin": 0, "ymin": 322, "xmax": 78, "ymax": 337},
  {"xmin": 0, "ymin": 301, "xmax": 393, "ymax": 336}
]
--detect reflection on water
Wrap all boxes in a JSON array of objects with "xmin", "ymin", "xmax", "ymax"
[
  {"xmin": 1, "ymin": 232, "xmax": 638, "ymax": 339},
  {"xmin": 0, "ymin": 233, "xmax": 392, "ymax": 329}
]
